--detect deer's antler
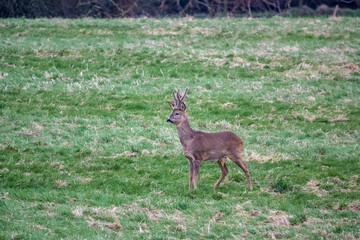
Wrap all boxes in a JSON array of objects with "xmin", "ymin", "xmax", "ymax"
[
  {"xmin": 172, "ymin": 91, "xmax": 179, "ymax": 107},
  {"xmin": 172, "ymin": 88, "xmax": 188, "ymax": 110},
  {"xmin": 179, "ymin": 88, "xmax": 188, "ymax": 103}
]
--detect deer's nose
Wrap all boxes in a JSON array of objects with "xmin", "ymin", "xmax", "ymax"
[{"xmin": 166, "ymin": 118, "xmax": 172, "ymax": 123}]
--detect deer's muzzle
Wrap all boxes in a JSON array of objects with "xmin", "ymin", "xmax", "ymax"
[{"xmin": 166, "ymin": 118, "xmax": 173, "ymax": 123}]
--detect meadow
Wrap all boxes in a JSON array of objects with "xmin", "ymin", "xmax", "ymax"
[{"xmin": 0, "ymin": 16, "xmax": 359, "ymax": 239}]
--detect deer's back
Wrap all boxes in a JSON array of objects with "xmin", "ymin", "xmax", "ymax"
[{"xmin": 187, "ymin": 131, "xmax": 243, "ymax": 161}]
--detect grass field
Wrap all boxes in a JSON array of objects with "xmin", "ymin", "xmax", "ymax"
[{"xmin": 0, "ymin": 16, "xmax": 359, "ymax": 239}]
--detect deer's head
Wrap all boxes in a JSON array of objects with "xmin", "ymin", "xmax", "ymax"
[{"xmin": 166, "ymin": 88, "xmax": 188, "ymax": 125}]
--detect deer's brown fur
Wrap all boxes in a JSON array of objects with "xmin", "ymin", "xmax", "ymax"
[{"xmin": 167, "ymin": 88, "xmax": 253, "ymax": 190}]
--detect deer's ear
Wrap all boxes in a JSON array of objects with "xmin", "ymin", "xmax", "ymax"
[
  {"xmin": 180, "ymin": 102, "xmax": 186, "ymax": 111},
  {"xmin": 167, "ymin": 101, "xmax": 175, "ymax": 108}
]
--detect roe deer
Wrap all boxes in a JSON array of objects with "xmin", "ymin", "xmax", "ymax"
[{"xmin": 166, "ymin": 88, "xmax": 253, "ymax": 191}]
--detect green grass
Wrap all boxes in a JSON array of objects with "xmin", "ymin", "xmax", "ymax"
[{"xmin": 1, "ymin": 17, "xmax": 360, "ymax": 239}]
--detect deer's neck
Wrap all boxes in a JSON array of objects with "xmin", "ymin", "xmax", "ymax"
[{"xmin": 176, "ymin": 118, "xmax": 195, "ymax": 146}]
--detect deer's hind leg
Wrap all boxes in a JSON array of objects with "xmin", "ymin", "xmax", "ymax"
[
  {"xmin": 229, "ymin": 152, "xmax": 253, "ymax": 191},
  {"xmin": 214, "ymin": 157, "xmax": 229, "ymax": 188}
]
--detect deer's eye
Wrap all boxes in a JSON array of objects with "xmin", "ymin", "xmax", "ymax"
[{"xmin": 175, "ymin": 113, "xmax": 180, "ymax": 115}]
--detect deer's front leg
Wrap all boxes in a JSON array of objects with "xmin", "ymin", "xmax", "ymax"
[
  {"xmin": 187, "ymin": 158, "xmax": 194, "ymax": 190},
  {"xmin": 193, "ymin": 160, "xmax": 201, "ymax": 190}
]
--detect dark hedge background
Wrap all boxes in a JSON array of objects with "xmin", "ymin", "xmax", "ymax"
[{"xmin": 0, "ymin": 0, "xmax": 359, "ymax": 18}]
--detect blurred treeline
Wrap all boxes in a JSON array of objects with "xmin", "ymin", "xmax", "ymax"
[{"xmin": 0, "ymin": 0, "xmax": 359, "ymax": 18}]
